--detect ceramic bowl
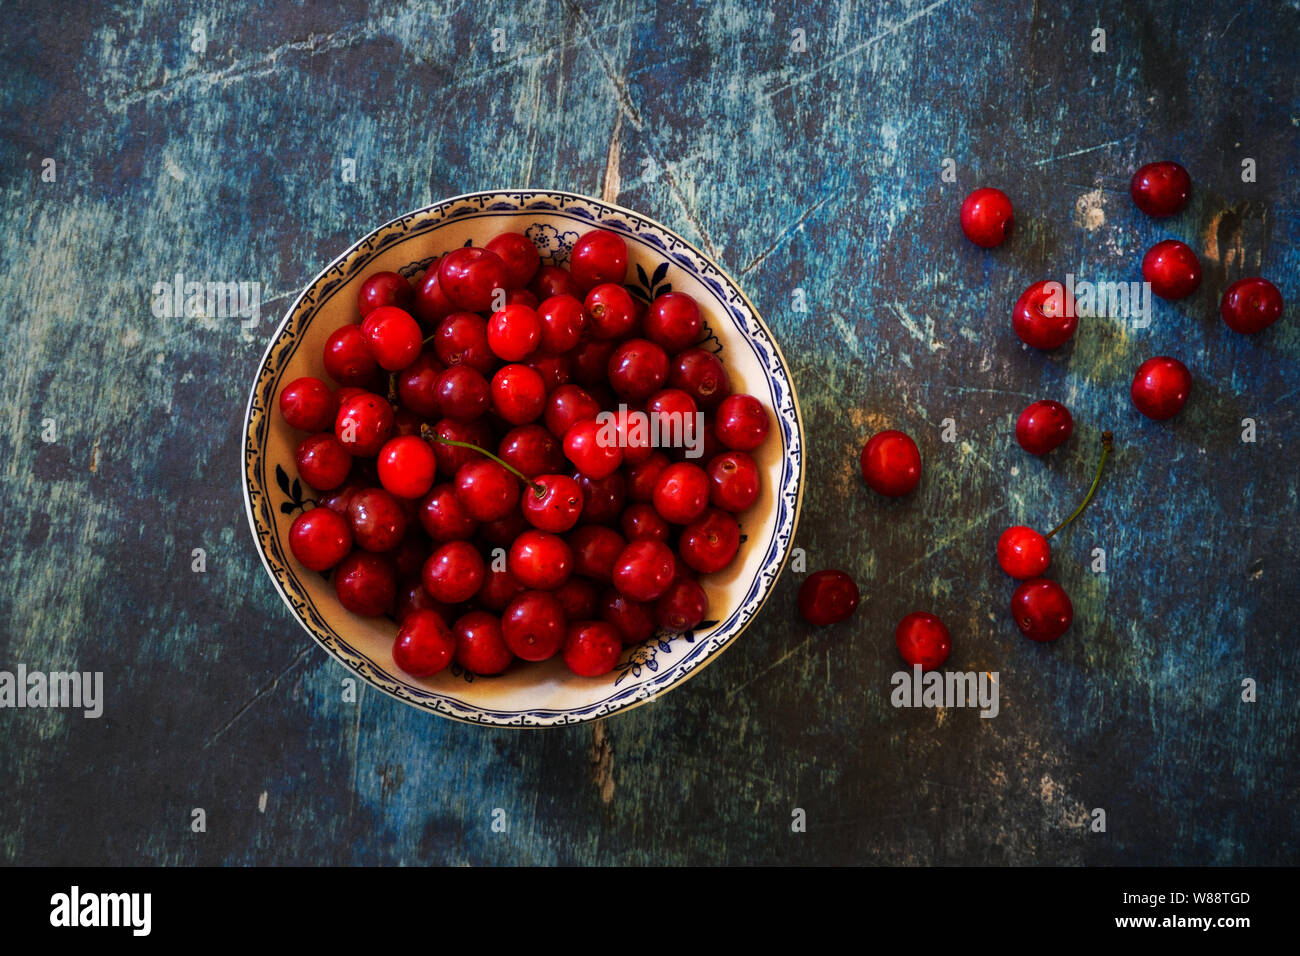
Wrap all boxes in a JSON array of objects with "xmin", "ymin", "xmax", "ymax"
[{"xmin": 242, "ymin": 189, "xmax": 804, "ymax": 726}]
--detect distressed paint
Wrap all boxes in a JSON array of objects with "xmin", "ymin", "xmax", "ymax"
[{"xmin": 0, "ymin": 0, "xmax": 1297, "ymax": 865}]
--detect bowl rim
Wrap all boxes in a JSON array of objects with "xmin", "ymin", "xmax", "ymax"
[{"xmin": 241, "ymin": 188, "xmax": 805, "ymax": 726}]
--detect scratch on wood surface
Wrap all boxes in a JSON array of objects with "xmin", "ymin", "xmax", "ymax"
[
  {"xmin": 740, "ymin": 188, "xmax": 841, "ymax": 275},
  {"xmin": 590, "ymin": 722, "xmax": 615, "ymax": 804},
  {"xmin": 203, "ymin": 646, "xmax": 313, "ymax": 748},
  {"xmin": 1031, "ymin": 135, "xmax": 1133, "ymax": 167}
]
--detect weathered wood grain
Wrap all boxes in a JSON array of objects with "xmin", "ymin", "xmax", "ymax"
[{"xmin": 0, "ymin": 0, "xmax": 1296, "ymax": 865}]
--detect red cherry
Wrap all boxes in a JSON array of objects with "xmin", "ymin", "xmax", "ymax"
[
  {"xmin": 655, "ymin": 577, "xmax": 708, "ymax": 632},
  {"xmin": 522, "ymin": 474, "xmax": 585, "ymax": 532},
  {"xmin": 568, "ymin": 526, "xmax": 626, "ymax": 582},
  {"xmin": 997, "ymin": 526, "xmax": 1050, "ymax": 579},
  {"xmin": 487, "ymin": 303, "xmax": 541, "ymax": 361},
  {"xmin": 643, "ymin": 292, "xmax": 703, "ymax": 353},
  {"xmin": 1015, "ymin": 400, "xmax": 1073, "ymax": 455},
  {"xmin": 485, "ymin": 232, "xmax": 541, "ymax": 289},
  {"xmin": 1130, "ymin": 161, "xmax": 1191, "ymax": 218},
  {"xmin": 564, "ymin": 418, "xmax": 624, "ymax": 479},
  {"xmin": 608, "ymin": 338, "xmax": 669, "ymax": 400},
  {"xmin": 573, "ymin": 471, "xmax": 626, "ymax": 526},
  {"xmin": 413, "ymin": 263, "xmax": 457, "ymax": 327},
  {"xmin": 1220, "ymin": 277, "xmax": 1283, "ymax": 334},
  {"xmin": 669, "ymin": 348, "xmax": 731, "ymax": 410},
  {"xmin": 502, "ymin": 591, "xmax": 566, "ymax": 661},
  {"xmin": 453, "ymin": 610, "xmax": 514, "ymax": 675},
  {"xmin": 1010, "ymin": 578, "xmax": 1073, "ymax": 642},
  {"xmin": 334, "ymin": 392, "xmax": 394, "ymax": 457},
  {"xmin": 280, "ymin": 377, "xmax": 337, "ymax": 431},
  {"xmin": 509, "ymin": 530, "xmax": 574, "ymax": 590},
  {"xmin": 418, "ymin": 483, "xmax": 478, "ymax": 541},
  {"xmin": 895, "ymin": 612, "xmax": 952, "ymax": 669},
  {"xmin": 554, "ymin": 577, "xmax": 599, "ymax": 620},
  {"xmin": 679, "ymin": 508, "xmax": 740, "ymax": 574},
  {"xmin": 600, "ymin": 590, "xmax": 657, "ymax": 644},
  {"xmin": 562, "ymin": 621, "xmax": 623, "ymax": 676},
  {"xmin": 585, "ymin": 283, "xmax": 638, "ymax": 340},
  {"xmin": 357, "ymin": 271, "xmax": 413, "ymax": 318},
  {"xmin": 429, "ymin": 417, "xmax": 494, "ymax": 477},
  {"xmin": 535, "ymin": 294, "xmax": 587, "ymax": 353},
  {"xmin": 376, "ymin": 435, "xmax": 437, "ymax": 500},
  {"xmin": 530, "ymin": 264, "xmax": 579, "ymax": 301},
  {"xmin": 570, "ymin": 230, "xmax": 628, "ymax": 292},
  {"xmin": 295, "ymin": 433, "xmax": 352, "ymax": 491},
  {"xmin": 454, "ymin": 459, "xmax": 520, "ymax": 522},
  {"xmin": 438, "ymin": 247, "xmax": 508, "ymax": 312},
  {"xmin": 395, "ymin": 351, "xmax": 444, "ymax": 419},
  {"xmin": 1131, "ymin": 356, "xmax": 1191, "ymax": 420},
  {"xmin": 323, "ymin": 324, "xmax": 379, "ymax": 386},
  {"xmin": 612, "ymin": 538, "xmax": 676, "ymax": 602},
  {"xmin": 393, "ymin": 608, "xmax": 455, "ymax": 676},
  {"xmin": 706, "ymin": 451, "xmax": 759, "ymax": 512},
  {"xmin": 490, "ymin": 364, "xmax": 546, "ymax": 425},
  {"xmin": 860, "ymin": 430, "xmax": 921, "ymax": 497},
  {"xmin": 360, "ymin": 306, "xmax": 423, "ymax": 372},
  {"xmin": 334, "ymin": 551, "xmax": 397, "ymax": 617},
  {"xmin": 434, "ymin": 365, "xmax": 490, "ymax": 422},
  {"xmin": 1142, "ymin": 240, "xmax": 1201, "ymax": 300},
  {"xmin": 289, "ymin": 507, "xmax": 352, "ymax": 571},
  {"xmin": 714, "ymin": 394, "xmax": 769, "ymax": 451},
  {"xmin": 498, "ymin": 424, "xmax": 565, "ymax": 478},
  {"xmin": 797, "ymin": 570, "xmax": 859, "ymax": 626},
  {"xmin": 347, "ymin": 487, "xmax": 408, "ymax": 552},
  {"xmin": 1013, "ymin": 280, "xmax": 1078, "ymax": 349},
  {"xmin": 620, "ymin": 502, "xmax": 670, "ymax": 541},
  {"xmin": 544, "ymin": 384, "xmax": 601, "ymax": 438},
  {"xmin": 432, "ymin": 312, "xmax": 495, "ymax": 375},
  {"xmin": 652, "ymin": 462, "xmax": 710, "ymax": 524},
  {"xmin": 960, "ymin": 187, "xmax": 1014, "ymax": 248},
  {"xmin": 422, "ymin": 540, "xmax": 485, "ymax": 604}
]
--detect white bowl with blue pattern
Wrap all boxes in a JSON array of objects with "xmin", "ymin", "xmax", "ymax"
[{"xmin": 242, "ymin": 190, "xmax": 804, "ymax": 726}]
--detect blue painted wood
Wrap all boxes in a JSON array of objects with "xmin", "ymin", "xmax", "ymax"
[{"xmin": 0, "ymin": 0, "xmax": 1296, "ymax": 865}]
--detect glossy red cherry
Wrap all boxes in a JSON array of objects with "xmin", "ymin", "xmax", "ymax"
[
  {"xmin": 860, "ymin": 430, "xmax": 921, "ymax": 497},
  {"xmin": 655, "ymin": 577, "xmax": 709, "ymax": 632},
  {"xmin": 573, "ymin": 471, "xmax": 626, "ymax": 526},
  {"xmin": 361, "ymin": 306, "xmax": 422, "ymax": 371},
  {"xmin": 421, "ymin": 540, "xmax": 485, "ymax": 604},
  {"xmin": 600, "ymin": 590, "xmax": 657, "ymax": 644},
  {"xmin": 669, "ymin": 348, "xmax": 731, "ymax": 410},
  {"xmin": 521, "ymin": 474, "xmax": 584, "ymax": 532},
  {"xmin": 569, "ymin": 525, "xmax": 626, "ymax": 582},
  {"xmin": 960, "ymin": 187, "xmax": 1014, "ymax": 248},
  {"xmin": 643, "ymin": 292, "xmax": 703, "ymax": 353},
  {"xmin": 562, "ymin": 621, "xmax": 622, "ymax": 676},
  {"xmin": 895, "ymin": 612, "xmax": 952, "ymax": 669},
  {"xmin": 997, "ymin": 526, "xmax": 1050, "ymax": 579},
  {"xmin": 438, "ymin": 247, "xmax": 508, "ymax": 312},
  {"xmin": 1013, "ymin": 280, "xmax": 1078, "ymax": 349},
  {"xmin": 530, "ymin": 264, "xmax": 579, "ymax": 301},
  {"xmin": 652, "ymin": 462, "xmax": 710, "ymax": 525},
  {"xmin": 1130, "ymin": 161, "xmax": 1191, "ymax": 218},
  {"xmin": 395, "ymin": 351, "xmax": 444, "ymax": 419},
  {"xmin": 620, "ymin": 502, "xmax": 670, "ymax": 541},
  {"xmin": 485, "ymin": 232, "xmax": 541, "ymax": 289},
  {"xmin": 289, "ymin": 507, "xmax": 352, "ymax": 571},
  {"xmin": 585, "ymin": 283, "xmax": 638, "ymax": 340},
  {"xmin": 1131, "ymin": 356, "xmax": 1191, "ymax": 420},
  {"xmin": 607, "ymin": 338, "xmax": 669, "ymax": 400},
  {"xmin": 295, "ymin": 433, "xmax": 352, "ymax": 491},
  {"xmin": 706, "ymin": 451, "xmax": 759, "ymax": 512},
  {"xmin": 393, "ymin": 608, "xmax": 456, "ymax": 676},
  {"xmin": 280, "ymin": 377, "xmax": 337, "ymax": 431},
  {"xmin": 498, "ymin": 424, "xmax": 565, "ymax": 478},
  {"xmin": 797, "ymin": 570, "xmax": 860, "ymax": 626},
  {"xmin": 334, "ymin": 392, "xmax": 394, "ymax": 457},
  {"xmin": 413, "ymin": 263, "xmax": 457, "ymax": 327},
  {"xmin": 1016, "ymin": 400, "xmax": 1073, "ymax": 455},
  {"xmin": 564, "ymin": 418, "xmax": 624, "ymax": 479},
  {"xmin": 418, "ymin": 483, "xmax": 478, "ymax": 541},
  {"xmin": 433, "ymin": 365, "xmax": 490, "ymax": 422},
  {"xmin": 453, "ymin": 610, "xmax": 514, "ymax": 675},
  {"xmin": 490, "ymin": 364, "xmax": 546, "ymax": 425},
  {"xmin": 347, "ymin": 487, "xmax": 408, "ymax": 552},
  {"xmin": 454, "ymin": 459, "xmax": 520, "ymax": 522},
  {"xmin": 612, "ymin": 538, "xmax": 676, "ymax": 602},
  {"xmin": 334, "ymin": 551, "xmax": 397, "ymax": 617},
  {"xmin": 357, "ymin": 271, "xmax": 413, "ymax": 317},
  {"xmin": 502, "ymin": 591, "xmax": 567, "ymax": 661},
  {"xmin": 1142, "ymin": 240, "xmax": 1201, "ymax": 300},
  {"xmin": 1220, "ymin": 277, "xmax": 1283, "ymax": 334},
  {"xmin": 323, "ymin": 324, "xmax": 379, "ymax": 386},
  {"xmin": 544, "ymin": 384, "xmax": 601, "ymax": 438},
  {"xmin": 714, "ymin": 394, "xmax": 769, "ymax": 451},
  {"xmin": 432, "ymin": 312, "xmax": 495, "ymax": 375},
  {"xmin": 679, "ymin": 508, "xmax": 740, "ymax": 573},
  {"xmin": 534, "ymin": 294, "xmax": 587, "ymax": 353},
  {"xmin": 1010, "ymin": 578, "xmax": 1073, "ymax": 642},
  {"xmin": 376, "ymin": 435, "xmax": 437, "ymax": 500},
  {"xmin": 569, "ymin": 230, "xmax": 628, "ymax": 292},
  {"xmin": 509, "ymin": 530, "xmax": 573, "ymax": 590},
  {"xmin": 487, "ymin": 303, "xmax": 541, "ymax": 361}
]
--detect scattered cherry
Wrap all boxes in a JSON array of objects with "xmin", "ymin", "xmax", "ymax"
[
  {"xmin": 860, "ymin": 429, "xmax": 921, "ymax": 497},
  {"xmin": 960, "ymin": 187, "xmax": 1014, "ymax": 248},
  {"xmin": 1142, "ymin": 240, "xmax": 1201, "ymax": 300},
  {"xmin": 895, "ymin": 612, "xmax": 952, "ymax": 669},
  {"xmin": 1013, "ymin": 280, "xmax": 1077, "ymax": 349},
  {"xmin": 1130, "ymin": 161, "xmax": 1191, "ymax": 218},
  {"xmin": 1131, "ymin": 356, "xmax": 1191, "ymax": 419},
  {"xmin": 1015, "ymin": 400, "xmax": 1073, "ymax": 455},
  {"xmin": 1220, "ymin": 277, "xmax": 1283, "ymax": 334},
  {"xmin": 797, "ymin": 570, "xmax": 859, "ymax": 626},
  {"xmin": 1010, "ymin": 578, "xmax": 1073, "ymax": 642}
]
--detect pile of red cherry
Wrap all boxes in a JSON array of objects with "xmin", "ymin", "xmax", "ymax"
[
  {"xmin": 798, "ymin": 161, "xmax": 1285, "ymax": 669},
  {"xmin": 278, "ymin": 226, "xmax": 770, "ymax": 680}
]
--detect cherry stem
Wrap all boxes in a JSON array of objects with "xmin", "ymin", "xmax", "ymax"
[
  {"xmin": 419, "ymin": 426, "xmax": 545, "ymax": 497},
  {"xmin": 1045, "ymin": 431, "xmax": 1113, "ymax": 540}
]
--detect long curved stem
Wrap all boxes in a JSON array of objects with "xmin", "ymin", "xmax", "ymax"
[
  {"xmin": 420, "ymin": 427, "xmax": 545, "ymax": 497},
  {"xmin": 1045, "ymin": 431, "xmax": 1113, "ymax": 540}
]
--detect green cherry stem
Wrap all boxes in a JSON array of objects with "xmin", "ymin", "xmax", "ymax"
[
  {"xmin": 1045, "ymin": 430, "xmax": 1113, "ymax": 540},
  {"xmin": 419, "ymin": 425, "xmax": 546, "ymax": 498}
]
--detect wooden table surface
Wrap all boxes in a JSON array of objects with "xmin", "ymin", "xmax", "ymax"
[{"xmin": 2, "ymin": 0, "xmax": 1297, "ymax": 865}]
